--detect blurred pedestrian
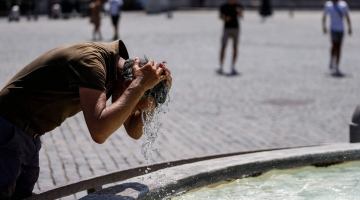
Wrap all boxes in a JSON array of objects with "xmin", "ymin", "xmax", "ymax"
[
  {"xmin": 322, "ymin": 0, "xmax": 352, "ymax": 75},
  {"xmin": 25, "ymin": 0, "xmax": 37, "ymax": 20},
  {"xmin": 89, "ymin": 0, "xmax": 105, "ymax": 41},
  {"xmin": 259, "ymin": 0, "xmax": 272, "ymax": 21},
  {"xmin": 109, "ymin": 0, "xmax": 123, "ymax": 40},
  {"xmin": 217, "ymin": 0, "xmax": 243, "ymax": 75},
  {"xmin": 61, "ymin": 0, "xmax": 73, "ymax": 19}
]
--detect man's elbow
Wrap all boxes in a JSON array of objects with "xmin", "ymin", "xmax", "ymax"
[
  {"xmin": 129, "ymin": 133, "xmax": 142, "ymax": 140},
  {"xmin": 89, "ymin": 129, "xmax": 109, "ymax": 144},
  {"xmin": 127, "ymin": 130, "xmax": 142, "ymax": 140},
  {"xmin": 92, "ymin": 135, "xmax": 106, "ymax": 144}
]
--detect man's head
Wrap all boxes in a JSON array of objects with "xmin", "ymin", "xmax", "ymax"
[
  {"xmin": 121, "ymin": 56, "xmax": 169, "ymax": 106},
  {"xmin": 228, "ymin": 0, "xmax": 237, "ymax": 4}
]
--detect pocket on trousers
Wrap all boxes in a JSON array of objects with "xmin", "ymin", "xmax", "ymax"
[{"xmin": 0, "ymin": 130, "xmax": 19, "ymax": 150}]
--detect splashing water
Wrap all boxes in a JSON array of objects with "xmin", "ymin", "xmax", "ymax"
[{"xmin": 141, "ymin": 89, "xmax": 170, "ymax": 161}]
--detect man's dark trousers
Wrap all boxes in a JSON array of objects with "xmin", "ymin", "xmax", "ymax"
[{"xmin": 0, "ymin": 116, "xmax": 41, "ymax": 200}]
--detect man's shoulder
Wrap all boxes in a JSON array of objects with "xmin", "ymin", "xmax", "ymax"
[
  {"xmin": 338, "ymin": 1, "xmax": 349, "ymax": 7},
  {"xmin": 324, "ymin": 1, "xmax": 333, "ymax": 7},
  {"xmin": 236, "ymin": 3, "xmax": 244, "ymax": 9},
  {"xmin": 220, "ymin": 3, "xmax": 228, "ymax": 8}
]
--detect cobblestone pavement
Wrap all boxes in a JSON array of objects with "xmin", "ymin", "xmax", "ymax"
[{"xmin": 1, "ymin": 10, "xmax": 360, "ymax": 199}]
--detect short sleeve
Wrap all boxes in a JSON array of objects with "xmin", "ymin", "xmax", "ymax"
[
  {"xmin": 343, "ymin": 2, "xmax": 349, "ymax": 14},
  {"xmin": 323, "ymin": 2, "xmax": 330, "ymax": 14},
  {"xmin": 67, "ymin": 53, "xmax": 106, "ymax": 92}
]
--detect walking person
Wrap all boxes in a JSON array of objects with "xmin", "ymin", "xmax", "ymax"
[
  {"xmin": 217, "ymin": 0, "xmax": 243, "ymax": 75},
  {"xmin": 322, "ymin": 0, "xmax": 352, "ymax": 75},
  {"xmin": 109, "ymin": 0, "xmax": 124, "ymax": 40},
  {"xmin": 259, "ymin": 0, "xmax": 272, "ymax": 21},
  {"xmin": 0, "ymin": 40, "xmax": 172, "ymax": 199},
  {"xmin": 89, "ymin": 0, "xmax": 105, "ymax": 41}
]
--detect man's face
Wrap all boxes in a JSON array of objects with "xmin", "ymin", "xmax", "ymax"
[
  {"xmin": 228, "ymin": 0, "xmax": 236, "ymax": 4},
  {"xmin": 332, "ymin": 0, "xmax": 339, "ymax": 3}
]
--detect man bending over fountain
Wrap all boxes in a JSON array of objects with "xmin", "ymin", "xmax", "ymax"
[{"xmin": 0, "ymin": 40, "xmax": 172, "ymax": 199}]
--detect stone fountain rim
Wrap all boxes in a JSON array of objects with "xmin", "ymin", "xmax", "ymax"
[{"xmin": 82, "ymin": 143, "xmax": 360, "ymax": 200}]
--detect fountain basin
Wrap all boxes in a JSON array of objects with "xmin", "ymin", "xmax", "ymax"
[{"xmin": 81, "ymin": 143, "xmax": 360, "ymax": 200}]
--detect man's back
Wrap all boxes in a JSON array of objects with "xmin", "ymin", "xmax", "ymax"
[
  {"xmin": 324, "ymin": 0, "xmax": 349, "ymax": 32},
  {"xmin": 109, "ymin": 0, "xmax": 123, "ymax": 16},
  {"xmin": 0, "ymin": 41, "xmax": 120, "ymax": 134}
]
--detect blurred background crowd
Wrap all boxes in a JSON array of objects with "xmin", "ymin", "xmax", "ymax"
[{"xmin": 0, "ymin": 0, "xmax": 359, "ymax": 21}]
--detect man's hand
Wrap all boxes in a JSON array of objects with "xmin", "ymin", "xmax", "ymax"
[
  {"xmin": 159, "ymin": 62, "xmax": 172, "ymax": 89},
  {"xmin": 224, "ymin": 16, "xmax": 231, "ymax": 22},
  {"xmin": 132, "ymin": 58, "xmax": 166, "ymax": 92}
]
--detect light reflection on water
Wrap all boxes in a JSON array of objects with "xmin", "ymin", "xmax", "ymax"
[{"xmin": 172, "ymin": 161, "xmax": 360, "ymax": 200}]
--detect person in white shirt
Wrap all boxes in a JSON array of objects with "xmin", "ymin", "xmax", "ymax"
[
  {"xmin": 322, "ymin": 0, "xmax": 352, "ymax": 75},
  {"xmin": 109, "ymin": 0, "xmax": 124, "ymax": 40}
]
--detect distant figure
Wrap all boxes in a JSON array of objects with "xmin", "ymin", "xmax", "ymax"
[
  {"xmin": 8, "ymin": 5, "xmax": 20, "ymax": 22},
  {"xmin": 217, "ymin": 0, "xmax": 243, "ymax": 75},
  {"xmin": 61, "ymin": 0, "xmax": 73, "ymax": 19},
  {"xmin": 322, "ymin": 0, "xmax": 352, "ymax": 75},
  {"xmin": 89, "ymin": 0, "xmax": 105, "ymax": 41},
  {"xmin": 259, "ymin": 0, "xmax": 272, "ymax": 20},
  {"xmin": 51, "ymin": 3, "xmax": 62, "ymax": 19},
  {"xmin": 25, "ymin": 0, "xmax": 37, "ymax": 20},
  {"xmin": 109, "ymin": 0, "xmax": 124, "ymax": 40}
]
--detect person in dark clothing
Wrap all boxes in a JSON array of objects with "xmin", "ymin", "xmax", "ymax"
[
  {"xmin": 259, "ymin": 0, "xmax": 272, "ymax": 19},
  {"xmin": 217, "ymin": 0, "xmax": 243, "ymax": 75}
]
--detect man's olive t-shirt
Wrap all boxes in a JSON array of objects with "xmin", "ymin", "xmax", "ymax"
[{"xmin": 0, "ymin": 40, "xmax": 128, "ymax": 134}]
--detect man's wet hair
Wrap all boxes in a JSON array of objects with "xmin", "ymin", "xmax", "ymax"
[{"xmin": 121, "ymin": 56, "xmax": 169, "ymax": 105}]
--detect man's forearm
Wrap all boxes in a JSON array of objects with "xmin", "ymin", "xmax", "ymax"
[
  {"xmin": 80, "ymin": 82, "xmax": 145, "ymax": 144},
  {"xmin": 346, "ymin": 14, "xmax": 352, "ymax": 32},
  {"xmin": 100, "ymin": 81, "xmax": 145, "ymax": 137},
  {"xmin": 322, "ymin": 14, "xmax": 327, "ymax": 32},
  {"xmin": 124, "ymin": 111, "xmax": 143, "ymax": 139}
]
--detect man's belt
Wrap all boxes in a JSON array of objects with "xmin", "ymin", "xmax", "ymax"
[{"xmin": 0, "ymin": 105, "xmax": 42, "ymax": 139}]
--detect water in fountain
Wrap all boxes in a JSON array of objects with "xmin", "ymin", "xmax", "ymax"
[{"xmin": 172, "ymin": 161, "xmax": 360, "ymax": 199}]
